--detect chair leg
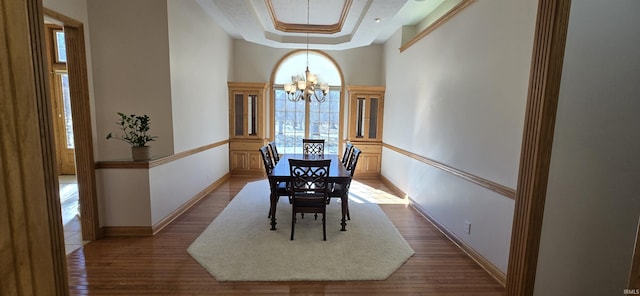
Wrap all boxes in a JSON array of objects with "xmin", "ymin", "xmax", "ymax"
[
  {"xmin": 343, "ymin": 193, "xmax": 350, "ymax": 220},
  {"xmin": 346, "ymin": 204, "xmax": 350, "ymax": 220},
  {"xmin": 268, "ymin": 195, "xmax": 279, "ymax": 218},
  {"xmin": 322, "ymin": 212, "xmax": 326, "ymax": 241},
  {"xmin": 291, "ymin": 211, "xmax": 296, "ymax": 240}
]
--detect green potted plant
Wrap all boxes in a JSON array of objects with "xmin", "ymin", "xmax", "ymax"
[{"xmin": 106, "ymin": 112, "xmax": 158, "ymax": 161}]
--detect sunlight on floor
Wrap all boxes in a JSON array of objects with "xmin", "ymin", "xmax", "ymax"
[
  {"xmin": 63, "ymin": 216, "xmax": 85, "ymax": 255},
  {"xmin": 59, "ymin": 175, "xmax": 87, "ymax": 255},
  {"xmin": 348, "ymin": 180, "xmax": 409, "ymax": 205}
]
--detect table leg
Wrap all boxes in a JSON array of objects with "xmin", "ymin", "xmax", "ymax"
[{"xmin": 340, "ymin": 192, "xmax": 348, "ymax": 231}]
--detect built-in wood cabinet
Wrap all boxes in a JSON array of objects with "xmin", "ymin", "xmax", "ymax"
[
  {"xmin": 228, "ymin": 82, "xmax": 267, "ymax": 176},
  {"xmin": 347, "ymin": 85, "xmax": 385, "ymax": 178},
  {"xmin": 352, "ymin": 142, "xmax": 382, "ymax": 177}
]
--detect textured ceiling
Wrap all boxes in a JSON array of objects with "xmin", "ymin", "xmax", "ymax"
[{"xmin": 196, "ymin": 0, "xmax": 442, "ymax": 50}]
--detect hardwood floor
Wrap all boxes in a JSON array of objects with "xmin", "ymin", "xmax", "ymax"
[
  {"xmin": 59, "ymin": 175, "xmax": 85, "ymax": 255},
  {"xmin": 66, "ymin": 177, "xmax": 505, "ymax": 295}
]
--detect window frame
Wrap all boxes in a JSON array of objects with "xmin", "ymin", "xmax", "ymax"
[{"xmin": 270, "ymin": 50, "xmax": 346, "ymax": 155}]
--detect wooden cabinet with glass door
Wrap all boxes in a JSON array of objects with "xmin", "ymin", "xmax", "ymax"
[
  {"xmin": 347, "ymin": 85, "xmax": 385, "ymax": 178},
  {"xmin": 228, "ymin": 82, "xmax": 268, "ymax": 176}
]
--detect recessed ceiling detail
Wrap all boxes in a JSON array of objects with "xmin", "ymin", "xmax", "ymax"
[
  {"xmin": 196, "ymin": 0, "xmax": 445, "ymax": 50},
  {"xmin": 265, "ymin": 0, "xmax": 353, "ymax": 34}
]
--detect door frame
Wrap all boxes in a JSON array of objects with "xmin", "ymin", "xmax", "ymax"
[
  {"xmin": 505, "ymin": 0, "xmax": 571, "ymax": 295},
  {"xmin": 1, "ymin": 0, "xmax": 68, "ymax": 293},
  {"xmin": 43, "ymin": 8, "xmax": 101, "ymax": 241},
  {"xmin": 6, "ymin": 0, "xmax": 600, "ymax": 294}
]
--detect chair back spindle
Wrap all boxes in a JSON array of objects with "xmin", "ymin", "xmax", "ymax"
[
  {"xmin": 302, "ymin": 138, "xmax": 325, "ymax": 156},
  {"xmin": 345, "ymin": 147, "xmax": 361, "ymax": 177},
  {"xmin": 341, "ymin": 143, "xmax": 354, "ymax": 166},
  {"xmin": 259, "ymin": 145, "xmax": 275, "ymax": 175},
  {"xmin": 267, "ymin": 141, "xmax": 280, "ymax": 163}
]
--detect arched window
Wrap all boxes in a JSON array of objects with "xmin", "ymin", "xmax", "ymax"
[{"xmin": 272, "ymin": 50, "xmax": 343, "ymax": 154}]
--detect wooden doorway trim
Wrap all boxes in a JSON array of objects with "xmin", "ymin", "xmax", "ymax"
[
  {"xmin": 44, "ymin": 8, "xmax": 101, "ymax": 241},
  {"xmin": 1, "ymin": 0, "xmax": 68, "ymax": 294},
  {"xmin": 505, "ymin": 0, "xmax": 571, "ymax": 295}
]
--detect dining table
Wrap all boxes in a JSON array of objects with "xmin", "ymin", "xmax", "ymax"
[{"xmin": 267, "ymin": 153, "xmax": 352, "ymax": 231}]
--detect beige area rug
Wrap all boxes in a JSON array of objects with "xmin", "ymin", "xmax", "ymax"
[{"xmin": 188, "ymin": 180, "xmax": 414, "ymax": 281}]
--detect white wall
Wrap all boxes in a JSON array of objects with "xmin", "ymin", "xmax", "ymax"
[
  {"xmin": 43, "ymin": 0, "xmax": 88, "ymax": 24},
  {"xmin": 534, "ymin": 1, "xmax": 640, "ymax": 295},
  {"xmin": 167, "ymin": 0, "xmax": 232, "ymax": 152},
  {"xmin": 87, "ymin": 0, "xmax": 233, "ymax": 229},
  {"xmin": 149, "ymin": 147, "xmax": 228, "ymax": 225},
  {"xmin": 382, "ymin": 0, "xmax": 537, "ymax": 273},
  {"xmin": 96, "ymin": 169, "xmax": 151, "ymax": 226},
  {"xmin": 232, "ymin": 40, "xmax": 384, "ymax": 86},
  {"xmin": 88, "ymin": 0, "xmax": 175, "ymax": 160},
  {"xmin": 142, "ymin": 0, "xmax": 234, "ymax": 227}
]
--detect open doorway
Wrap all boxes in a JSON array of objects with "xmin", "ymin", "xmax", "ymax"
[
  {"xmin": 43, "ymin": 8, "xmax": 101, "ymax": 246},
  {"xmin": 43, "ymin": 22, "xmax": 83, "ymax": 254}
]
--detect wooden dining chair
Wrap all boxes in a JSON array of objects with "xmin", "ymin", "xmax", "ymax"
[
  {"xmin": 328, "ymin": 147, "xmax": 361, "ymax": 221},
  {"xmin": 341, "ymin": 142, "xmax": 354, "ymax": 166},
  {"xmin": 302, "ymin": 138, "xmax": 325, "ymax": 156},
  {"xmin": 288, "ymin": 159, "xmax": 331, "ymax": 240},
  {"xmin": 259, "ymin": 145, "xmax": 288, "ymax": 218},
  {"xmin": 267, "ymin": 141, "xmax": 280, "ymax": 164}
]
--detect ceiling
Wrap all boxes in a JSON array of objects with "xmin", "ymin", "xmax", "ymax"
[{"xmin": 195, "ymin": 0, "xmax": 443, "ymax": 50}]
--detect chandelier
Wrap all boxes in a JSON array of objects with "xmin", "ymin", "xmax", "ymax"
[{"xmin": 283, "ymin": 0, "xmax": 329, "ymax": 103}]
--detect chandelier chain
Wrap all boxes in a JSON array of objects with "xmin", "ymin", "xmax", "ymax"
[
  {"xmin": 306, "ymin": 0, "xmax": 309, "ymax": 69},
  {"xmin": 282, "ymin": 0, "xmax": 329, "ymax": 103}
]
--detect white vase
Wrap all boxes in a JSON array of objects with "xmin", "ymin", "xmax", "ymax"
[{"xmin": 131, "ymin": 146, "xmax": 151, "ymax": 161}]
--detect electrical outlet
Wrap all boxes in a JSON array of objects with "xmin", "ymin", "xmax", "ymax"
[{"xmin": 464, "ymin": 220, "xmax": 471, "ymax": 235}]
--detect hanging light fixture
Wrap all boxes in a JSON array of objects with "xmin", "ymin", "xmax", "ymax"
[{"xmin": 283, "ymin": 0, "xmax": 329, "ymax": 103}]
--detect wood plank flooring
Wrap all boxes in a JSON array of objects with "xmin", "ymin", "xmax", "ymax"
[{"xmin": 66, "ymin": 177, "xmax": 505, "ymax": 295}]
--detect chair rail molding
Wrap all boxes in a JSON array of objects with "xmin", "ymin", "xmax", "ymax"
[
  {"xmin": 382, "ymin": 143, "xmax": 516, "ymax": 199},
  {"xmin": 96, "ymin": 139, "xmax": 229, "ymax": 169}
]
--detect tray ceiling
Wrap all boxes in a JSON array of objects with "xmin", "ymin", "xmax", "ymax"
[{"xmin": 196, "ymin": 0, "xmax": 443, "ymax": 50}]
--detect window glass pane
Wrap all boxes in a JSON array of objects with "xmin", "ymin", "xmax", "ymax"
[
  {"xmin": 309, "ymin": 107, "xmax": 320, "ymax": 137},
  {"xmin": 309, "ymin": 90, "xmax": 340, "ymax": 154},
  {"xmin": 55, "ymin": 31, "xmax": 67, "ymax": 63},
  {"xmin": 274, "ymin": 52, "xmax": 341, "ymax": 86},
  {"xmin": 274, "ymin": 89, "xmax": 305, "ymax": 154},
  {"xmin": 61, "ymin": 74, "xmax": 74, "ymax": 148}
]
